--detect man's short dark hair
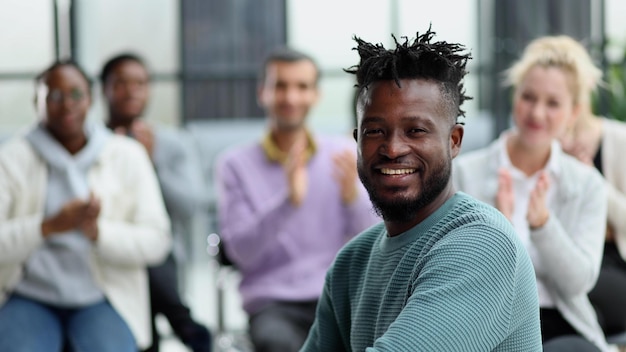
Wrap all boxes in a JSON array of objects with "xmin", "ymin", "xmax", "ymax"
[
  {"xmin": 258, "ymin": 47, "xmax": 320, "ymax": 86},
  {"xmin": 100, "ymin": 53, "xmax": 148, "ymax": 84},
  {"xmin": 345, "ymin": 27, "xmax": 472, "ymax": 121}
]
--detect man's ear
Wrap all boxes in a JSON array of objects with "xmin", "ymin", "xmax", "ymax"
[
  {"xmin": 353, "ymin": 128, "xmax": 358, "ymax": 142},
  {"xmin": 450, "ymin": 123, "xmax": 464, "ymax": 158}
]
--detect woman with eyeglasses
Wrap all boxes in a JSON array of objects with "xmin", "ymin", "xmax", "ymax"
[{"xmin": 0, "ymin": 60, "xmax": 171, "ymax": 352}]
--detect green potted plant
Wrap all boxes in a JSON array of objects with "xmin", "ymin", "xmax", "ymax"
[{"xmin": 595, "ymin": 42, "xmax": 626, "ymax": 121}]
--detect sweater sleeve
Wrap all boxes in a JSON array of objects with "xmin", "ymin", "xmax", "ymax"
[
  {"xmin": 368, "ymin": 228, "xmax": 539, "ymax": 351},
  {"xmin": 529, "ymin": 170, "xmax": 606, "ymax": 297},
  {"xmin": 0, "ymin": 151, "xmax": 45, "ymax": 263},
  {"xmin": 94, "ymin": 142, "xmax": 172, "ymax": 267},
  {"xmin": 300, "ymin": 270, "xmax": 349, "ymax": 352}
]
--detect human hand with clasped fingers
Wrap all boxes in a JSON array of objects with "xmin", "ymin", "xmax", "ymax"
[
  {"xmin": 285, "ymin": 136, "xmax": 308, "ymax": 206},
  {"xmin": 527, "ymin": 171, "xmax": 551, "ymax": 230},
  {"xmin": 496, "ymin": 168, "xmax": 514, "ymax": 222},
  {"xmin": 41, "ymin": 192, "xmax": 101, "ymax": 241}
]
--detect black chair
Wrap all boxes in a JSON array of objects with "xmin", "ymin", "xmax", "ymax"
[
  {"xmin": 206, "ymin": 233, "xmax": 252, "ymax": 352},
  {"xmin": 607, "ymin": 331, "xmax": 626, "ymax": 351}
]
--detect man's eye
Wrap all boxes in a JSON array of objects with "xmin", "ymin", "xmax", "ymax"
[
  {"xmin": 363, "ymin": 129, "xmax": 382, "ymax": 136},
  {"xmin": 409, "ymin": 128, "xmax": 426, "ymax": 134}
]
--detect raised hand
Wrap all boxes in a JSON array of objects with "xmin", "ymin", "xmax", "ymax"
[
  {"xmin": 496, "ymin": 168, "xmax": 515, "ymax": 221},
  {"xmin": 129, "ymin": 120, "xmax": 155, "ymax": 158},
  {"xmin": 285, "ymin": 136, "xmax": 308, "ymax": 206},
  {"xmin": 332, "ymin": 149, "xmax": 358, "ymax": 205},
  {"xmin": 527, "ymin": 171, "xmax": 551, "ymax": 229},
  {"xmin": 114, "ymin": 120, "xmax": 155, "ymax": 159}
]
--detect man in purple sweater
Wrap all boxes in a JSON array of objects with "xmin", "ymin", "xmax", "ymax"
[{"xmin": 215, "ymin": 47, "xmax": 379, "ymax": 352}]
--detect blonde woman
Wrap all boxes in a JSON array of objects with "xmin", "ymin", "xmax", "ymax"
[
  {"xmin": 453, "ymin": 36, "xmax": 609, "ymax": 351},
  {"xmin": 559, "ymin": 42, "xmax": 626, "ymax": 339}
]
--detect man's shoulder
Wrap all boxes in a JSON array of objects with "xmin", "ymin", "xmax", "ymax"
[
  {"xmin": 443, "ymin": 193, "xmax": 521, "ymax": 251},
  {"xmin": 219, "ymin": 141, "xmax": 261, "ymax": 161},
  {"xmin": 154, "ymin": 127, "xmax": 186, "ymax": 149},
  {"xmin": 215, "ymin": 142, "xmax": 265, "ymax": 179},
  {"xmin": 449, "ymin": 192, "xmax": 504, "ymax": 220}
]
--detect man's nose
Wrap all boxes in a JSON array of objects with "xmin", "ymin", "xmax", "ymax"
[{"xmin": 380, "ymin": 132, "xmax": 410, "ymax": 159}]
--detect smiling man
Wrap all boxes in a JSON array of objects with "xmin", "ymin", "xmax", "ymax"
[{"xmin": 300, "ymin": 29, "xmax": 542, "ymax": 352}]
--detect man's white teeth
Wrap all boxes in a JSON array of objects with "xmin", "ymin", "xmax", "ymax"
[{"xmin": 380, "ymin": 168, "xmax": 416, "ymax": 175}]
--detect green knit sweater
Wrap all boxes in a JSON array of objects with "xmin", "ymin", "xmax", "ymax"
[{"xmin": 301, "ymin": 192, "xmax": 541, "ymax": 351}]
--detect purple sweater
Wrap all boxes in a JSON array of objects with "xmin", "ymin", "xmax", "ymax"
[{"xmin": 216, "ymin": 134, "xmax": 379, "ymax": 314}]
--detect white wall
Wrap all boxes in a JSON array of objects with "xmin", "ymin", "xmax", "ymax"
[
  {"xmin": 74, "ymin": 0, "xmax": 180, "ymax": 126},
  {"xmin": 2, "ymin": 0, "xmax": 625, "ymax": 134},
  {"xmin": 0, "ymin": 0, "xmax": 55, "ymax": 132},
  {"xmin": 0, "ymin": 0, "xmax": 180, "ymax": 132},
  {"xmin": 605, "ymin": 0, "xmax": 626, "ymax": 62},
  {"xmin": 287, "ymin": 0, "xmax": 480, "ymax": 134}
]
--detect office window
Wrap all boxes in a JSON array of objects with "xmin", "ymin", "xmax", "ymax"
[
  {"xmin": 0, "ymin": 0, "xmax": 55, "ymax": 132},
  {"xmin": 181, "ymin": 0, "xmax": 286, "ymax": 121},
  {"xmin": 478, "ymin": 0, "xmax": 603, "ymax": 134}
]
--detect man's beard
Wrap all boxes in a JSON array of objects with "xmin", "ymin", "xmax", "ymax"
[{"xmin": 358, "ymin": 160, "xmax": 451, "ymax": 223}]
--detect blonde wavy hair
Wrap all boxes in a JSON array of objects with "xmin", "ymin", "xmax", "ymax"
[{"xmin": 505, "ymin": 35, "xmax": 602, "ymax": 106}]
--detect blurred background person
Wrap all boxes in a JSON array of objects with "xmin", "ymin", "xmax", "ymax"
[
  {"xmin": 101, "ymin": 53, "xmax": 212, "ymax": 352},
  {"xmin": 0, "ymin": 60, "xmax": 171, "ymax": 352},
  {"xmin": 215, "ymin": 47, "xmax": 379, "ymax": 352},
  {"xmin": 453, "ymin": 36, "xmax": 609, "ymax": 351},
  {"xmin": 558, "ymin": 40, "xmax": 626, "ymax": 338}
]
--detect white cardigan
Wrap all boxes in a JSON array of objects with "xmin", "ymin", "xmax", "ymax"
[
  {"xmin": 601, "ymin": 118, "xmax": 626, "ymax": 260},
  {"xmin": 452, "ymin": 135, "xmax": 609, "ymax": 351},
  {"xmin": 0, "ymin": 132, "xmax": 171, "ymax": 349}
]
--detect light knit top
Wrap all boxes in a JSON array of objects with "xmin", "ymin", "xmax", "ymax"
[
  {"xmin": 216, "ymin": 134, "xmax": 379, "ymax": 314},
  {"xmin": 301, "ymin": 192, "xmax": 542, "ymax": 352}
]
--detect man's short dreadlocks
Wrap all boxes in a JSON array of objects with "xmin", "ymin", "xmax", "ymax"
[{"xmin": 345, "ymin": 27, "xmax": 472, "ymax": 121}]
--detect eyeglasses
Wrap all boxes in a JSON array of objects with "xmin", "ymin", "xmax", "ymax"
[{"xmin": 46, "ymin": 88, "xmax": 87, "ymax": 105}]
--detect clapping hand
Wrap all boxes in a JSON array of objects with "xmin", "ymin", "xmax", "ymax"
[
  {"xmin": 332, "ymin": 149, "xmax": 358, "ymax": 205},
  {"xmin": 285, "ymin": 136, "xmax": 308, "ymax": 206},
  {"xmin": 41, "ymin": 192, "xmax": 101, "ymax": 241},
  {"xmin": 496, "ymin": 168, "xmax": 514, "ymax": 221},
  {"xmin": 527, "ymin": 171, "xmax": 550, "ymax": 229}
]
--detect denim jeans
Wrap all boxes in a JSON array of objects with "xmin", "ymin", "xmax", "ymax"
[{"xmin": 0, "ymin": 294, "xmax": 136, "ymax": 352}]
